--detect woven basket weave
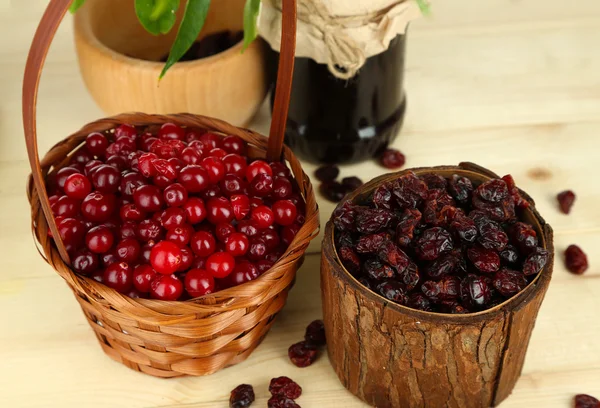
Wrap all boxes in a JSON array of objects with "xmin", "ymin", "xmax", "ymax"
[{"xmin": 23, "ymin": 0, "xmax": 319, "ymax": 377}]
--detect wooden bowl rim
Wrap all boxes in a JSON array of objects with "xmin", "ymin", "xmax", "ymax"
[
  {"xmin": 323, "ymin": 162, "xmax": 555, "ymax": 323},
  {"xmin": 73, "ymin": 6, "xmax": 256, "ymax": 73}
]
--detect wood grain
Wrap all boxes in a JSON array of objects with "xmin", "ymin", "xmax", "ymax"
[{"xmin": 1, "ymin": 0, "xmax": 600, "ymax": 406}]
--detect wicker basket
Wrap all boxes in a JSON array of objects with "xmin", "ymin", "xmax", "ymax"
[
  {"xmin": 321, "ymin": 163, "xmax": 554, "ymax": 407},
  {"xmin": 23, "ymin": 0, "xmax": 319, "ymax": 377}
]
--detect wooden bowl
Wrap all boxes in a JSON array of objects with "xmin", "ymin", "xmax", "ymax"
[
  {"xmin": 320, "ymin": 162, "xmax": 554, "ymax": 408},
  {"xmin": 73, "ymin": 0, "xmax": 268, "ymax": 126}
]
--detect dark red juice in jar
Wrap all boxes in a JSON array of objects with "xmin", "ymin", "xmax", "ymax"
[{"xmin": 268, "ymin": 35, "xmax": 407, "ymax": 164}]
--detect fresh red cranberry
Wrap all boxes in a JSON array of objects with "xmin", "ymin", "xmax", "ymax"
[
  {"xmin": 222, "ymin": 136, "xmax": 247, "ymax": 155},
  {"xmin": 118, "ymin": 203, "xmax": 145, "ymax": 222},
  {"xmin": 84, "ymin": 160, "xmax": 102, "ymax": 176},
  {"xmin": 150, "ymin": 139, "xmax": 185, "ymax": 158},
  {"xmin": 133, "ymin": 184, "xmax": 163, "ymax": 212},
  {"xmin": 281, "ymin": 223, "xmax": 301, "ymax": 246},
  {"xmin": 251, "ymin": 205, "xmax": 274, "ymax": 229},
  {"xmin": 190, "ymin": 231, "xmax": 216, "ymax": 257},
  {"xmin": 141, "ymin": 240, "xmax": 156, "ymax": 263},
  {"xmin": 151, "ymin": 157, "xmax": 178, "ymax": 180},
  {"xmin": 178, "ymin": 165, "xmax": 210, "ymax": 192},
  {"xmin": 120, "ymin": 172, "xmax": 147, "ymax": 197},
  {"xmin": 81, "ymin": 192, "xmax": 116, "ymax": 222},
  {"xmin": 191, "ymin": 257, "xmax": 207, "ymax": 270},
  {"xmin": 179, "ymin": 146, "xmax": 201, "ymax": 165},
  {"xmin": 162, "ymin": 183, "xmax": 187, "ymax": 207},
  {"xmin": 220, "ymin": 174, "xmax": 246, "ymax": 197},
  {"xmin": 249, "ymin": 197, "xmax": 263, "ymax": 210},
  {"xmin": 231, "ymin": 194, "xmax": 251, "ymax": 220},
  {"xmin": 177, "ymin": 246, "xmax": 194, "ymax": 271},
  {"xmin": 247, "ymin": 238, "xmax": 268, "ymax": 261},
  {"xmin": 249, "ymin": 173, "xmax": 273, "ymax": 197},
  {"xmin": 214, "ymin": 223, "xmax": 235, "ymax": 242},
  {"xmin": 140, "ymin": 136, "xmax": 158, "ymax": 152},
  {"xmin": 206, "ymin": 252, "xmax": 236, "ymax": 278},
  {"xmin": 119, "ymin": 221, "xmax": 137, "ymax": 240},
  {"xmin": 70, "ymin": 148, "xmax": 93, "ymax": 166},
  {"xmin": 222, "ymin": 153, "xmax": 247, "ymax": 178},
  {"xmin": 133, "ymin": 264, "xmax": 157, "ymax": 292},
  {"xmin": 380, "ymin": 148, "xmax": 406, "ymax": 169},
  {"xmin": 197, "ymin": 185, "xmax": 219, "ymax": 201},
  {"xmin": 150, "ymin": 241, "xmax": 182, "ymax": 275},
  {"xmin": 207, "ymin": 197, "xmax": 233, "ymax": 224},
  {"xmin": 137, "ymin": 152, "xmax": 157, "ymax": 177},
  {"xmin": 225, "ymin": 233, "xmax": 250, "ymax": 257},
  {"xmin": 89, "ymin": 164, "xmax": 121, "ymax": 194},
  {"xmin": 256, "ymin": 259, "xmax": 274, "ymax": 274},
  {"xmin": 116, "ymin": 238, "xmax": 141, "ymax": 263},
  {"xmin": 200, "ymin": 156, "xmax": 225, "ymax": 184},
  {"xmin": 151, "ymin": 174, "xmax": 170, "ymax": 188},
  {"xmin": 52, "ymin": 195, "xmax": 80, "ymax": 218},
  {"xmin": 103, "ymin": 262, "xmax": 133, "ymax": 293},
  {"xmin": 149, "ymin": 274, "xmax": 183, "ymax": 300},
  {"xmin": 85, "ymin": 225, "xmax": 114, "ymax": 254},
  {"xmin": 557, "ymin": 190, "xmax": 576, "ymax": 214},
  {"xmin": 288, "ymin": 340, "xmax": 318, "ymax": 367},
  {"xmin": 160, "ymin": 207, "xmax": 186, "ymax": 229},
  {"xmin": 207, "ymin": 148, "xmax": 227, "ymax": 159},
  {"xmin": 184, "ymin": 268, "xmax": 215, "ymax": 297},
  {"xmin": 565, "ymin": 244, "xmax": 589, "ymax": 275},
  {"xmin": 199, "ymin": 133, "xmax": 221, "ymax": 150},
  {"xmin": 128, "ymin": 151, "xmax": 142, "ymax": 172},
  {"xmin": 238, "ymin": 220, "xmax": 260, "ymax": 237},
  {"xmin": 56, "ymin": 167, "xmax": 81, "ymax": 190},
  {"xmin": 105, "ymin": 155, "xmax": 128, "ymax": 172},
  {"xmin": 114, "ymin": 124, "xmax": 137, "ymax": 139},
  {"xmin": 158, "ymin": 123, "xmax": 185, "ymax": 141},
  {"xmin": 137, "ymin": 219, "xmax": 163, "ymax": 242},
  {"xmin": 72, "ymin": 249, "xmax": 99, "ymax": 275},
  {"xmin": 272, "ymin": 200, "xmax": 297, "ymax": 226},
  {"xmin": 188, "ymin": 139, "xmax": 205, "ymax": 154},
  {"xmin": 270, "ymin": 162, "xmax": 292, "ymax": 179},
  {"xmin": 63, "ymin": 173, "xmax": 92, "ymax": 200},
  {"xmin": 185, "ymin": 129, "xmax": 203, "ymax": 143},
  {"xmin": 180, "ymin": 197, "xmax": 205, "ymax": 224},
  {"xmin": 85, "ymin": 132, "xmax": 109, "ymax": 156},
  {"xmin": 100, "ymin": 249, "xmax": 119, "ymax": 267},
  {"xmin": 260, "ymin": 230, "xmax": 281, "ymax": 251},
  {"xmin": 227, "ymin": 260, "xmax": 259, "ymax": 286},
  {"xmin": 246, "ymin": 160, "xmax": 272, "ymax": 182},
  {"xmin": 272, "ymin": 177, "xmax": 293, "ymax": 200},
  {"xmin": 166, "ymin": 224, "xmax": 194, "ymax": 246}
]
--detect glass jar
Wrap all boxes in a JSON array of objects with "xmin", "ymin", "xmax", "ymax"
[{"xmin": 268, "ymin": 34, "xmax": 407, "ymax": 164}]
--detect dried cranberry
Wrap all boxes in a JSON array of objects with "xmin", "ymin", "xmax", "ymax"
[
  {"xmin": 335, "ymin": 231, "xmax": 354, "ymax": 249},
  {"xmin": 422, "ymin": 189, "xmax": 456, "ymax": 226},
  {"xmin": 448, "ymin": 174, "xmax": 473, "ymax": 204},
  {"xmin": 502, "ymin": 174, "xmax": 529, "ymax": 209},
  {"xmin": 421, "ymin": 174, "xmax": 448, "ymax": 190},
  {"xmin": 363, "ymin": 258, "xmax": 395, "ymax": 280},
  {"xmin": 425, "ymin": 252, "xmax": 459, "ymax": 279},
  {"xmin": 493, "ymin": 268, "xmax": 528, "ymax": 297},
  {"xmin": 472, "ymin": 194, "xmax": 515, "ymax": 222},
  {"xmin": 475, "ymin": 179, "xmax": 509, "ymax": 203},
  {"xmin": 304, "ymin": 320, "xmax": 326, "ymax": 346},
  {"xmin": 314, "ymin": 164, "xmax": 339, "ymax": 182},
  {"xmin": 332, "ymin": 201, "xmax": 358, "ymax": 231},
  {"xmin": 565, "ymin": 245, "xmax": 588, "ymax": 275},
  {"xmin": 407, "ymin": 293, "xmax": 433, "ymax": 311},
  {"xmin": 377, "ymin": 280, "xmax": 407, "ymax": 304},
  {"xmin": 414, "ymin": 227, "xmax": 454, "ymax": 261},
  {"xmin": 339, "ymin": 246, "xmax": 360, "ymax": 274},
  {"xmin": 356, "ymin": 232, "xmax": 390, "ymax": 254},
  {"xmin": 450, "ymin": 211, "xmax": 478, "ymax": 243},
  {"xmin": 522, "ymin": 247, "xmax": 549, "ymax": 276},
  {"xmin": 509, "ymin": 222, "xmax": 538, "ymax": 254},
  {"xmin": 372, "ymin": 182, "xmax": 393, "ymax": 209},
  {"xmin": 267, "ymin": 396, "xmax": 300, "ymax": 408},
  {"xmin": 269, "ymin": 376, "xmax": 302, "ymax": 399},
  {"xmin": 575, "ymin": 394, "xmax": 600, "ymax": 408},
  {"xmin": 395, "ymin": 208, "xmax": 422, "ymax": 246},
  {"xmin": 392, "ymin": 172, "xmax": 428, "ymax": 209},
  {"xmin": 467, "ymin": 246, "xmax": 500, "ymax": 273},
  {"xmin": 557, "ymin": 190, "xmax": 576, "ymax": 214},
  {"xmin": 380, "ymin": 148, "xmax": 406, "ymax": 169},
  {"xmin": 356, "ymin": 208, "xmax": 397, "ymax": 234},
  {"xmin": 288, "ymin": 341, "xmax": 318, "ymax": 367},
  {"xmin": 229, "ymin": 384, "xmax": 255, "ymax": 408},
  {"xmin": 499, "ymin": 245, "xmax": 520, "ymax": 264},
  {"xmin": 477, "ymin": 219, "xmax": 508, "ymax": 251},
  {"xmin": 460, "ymin": 274, "xmax": 493, "ymax": 309},
  {"xmin": 319, "ymin": 181, "xmax": 346, "ymax": 203},
  {"xmin": 399, "ymin": 262, "xmax": 420, "ymax": 291},
  {"xmin": 377, "ymin": 241, "xmax": 410, "ymax": 273}
]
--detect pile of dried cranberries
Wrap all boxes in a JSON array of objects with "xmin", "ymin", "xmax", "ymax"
[
  {"xmin": 46, "ymin": 123, "xmax": 305, "ymax": 300},
  {"xmin": 333, "ymin": 171, "xmax": 549, "ymax": 313}
]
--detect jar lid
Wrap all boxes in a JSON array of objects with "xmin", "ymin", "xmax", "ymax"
[{"xmin": 258, "ymin": 0, "xmax": 424, "ymax": 79}]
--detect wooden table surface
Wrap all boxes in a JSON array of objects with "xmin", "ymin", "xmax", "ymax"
[{"xmin": 1, "ymin": 1, "xmax": 599, "ymax": 407}]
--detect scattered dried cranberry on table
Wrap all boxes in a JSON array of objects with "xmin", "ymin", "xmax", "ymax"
[
  {"xmin": 287, "ymin": 320, "xmax": 327, "ymax": 367},
  {"xmin": 268, "ymin": 395, "xmax": 301, "ymax": 408},
  {"xmin": 304, "ymin": 319, "xmax": 326, "ymax": 346},
  {"xmin": 557, "ymin": 190, "xmax": 576, "ymax": 214},
  {"xmin": 269, "ymin": 377, "xmax": 302, "ymax": 399},
  {"xmin": 229, "ymin": 384, "xmax": 255, "ymax": 408},
  {"xmin": 47, "ymin": 123, "xmax": 306, "ymax": 300},
  {"xmin": 333, "ymin": 171, "xmax": 549, "ymax": 313},
  {"xmin": 565, "ymin": 245, "xmax": 589, "ymax": 275},
  {"xmin": 575, "ymin": 394, "xmax": 600, "ymax": 408},
  {"xmin": 314, "ymin": 165, "xmax": 363, "ymax": 203},
  {"xmin": 379, "ymin": 148, "xmax": 406, "ymax": 169}
]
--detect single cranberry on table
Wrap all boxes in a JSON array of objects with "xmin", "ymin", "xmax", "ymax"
[
  {"xmin": 206, "ymin": 252, "xmax": 236, "ymax": 278},
  {"xmin": 103, "ymin": 262, "xmax": 133, "ymax": 293},
  {"xmin": 565, "ymin": 244, "xmax": 589, "ymax": 275},
  {"xmin": 269, "ymin": 376, "xmax": 302, "ymax": 400},
  {"xmin": 575, "ymin": 394, "xmax": 600, "ymax": 408},
  {"xmin": 267, "ymin": 396, "xmax": 300, "ymax": 408},
  {"xmin": 319, "ymin": 181, "xmax": 346, "ymax": 203},
  {"xmin": 379, "ymin": 148, "xmax": 406, "ymax": 169},
  {"xmin": 149, "ymin": 274, "xmax": 183, "ymax": 300},
  {"xmin": 229, "ymin": 384, "xmax": 255, "ymax": 408},
  {"xmin": 304, "ymin": 320, "xmax": 326, "ymax": 346},
  {"xmin": 288, "ymin": 340, "xmax": 318, "ymax": 367},
  {"xmin": 150, "ymin": 240, "xmax": 183, "ymax": 275},
  {"xmin": 184, "ymin": 268, "xmax": 215, "ymax": 297},
  {"xmin": 557, "ymin": 190, "xmax": 576, "ymax": 214},
  {"xmin": 314, "ymin": 164, "xmax": 339, "ymax": 182}
]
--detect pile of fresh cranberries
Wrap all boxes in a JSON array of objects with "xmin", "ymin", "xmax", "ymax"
[
  {"xmin": 333, "ymin": 171, "xmax": 549, "ymax": 313},
  {"xmin": 46, "ymin": 123, "xmax": 305, "ymax": 301}
]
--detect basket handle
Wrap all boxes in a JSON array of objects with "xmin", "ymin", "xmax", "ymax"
[{"xmin": 23, "ymin": 0, "xmax": 298, "ymax": 265}]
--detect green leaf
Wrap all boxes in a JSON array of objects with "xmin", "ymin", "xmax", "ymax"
[
  {"xmin": 416, "ymin": 0, "xmax": 431, "ymax": 16},
  {"xmin": 160, "ymin": 0, "xmax": 211, "ymax": 79},
  {"xmin": 135, "ymin": 0, "xmax": 180, "ymax": 36},
  {"xmin": 243, "ymin": 0, "xmax": 261, "ymax": 51},
  {"xmin": 69, "ymin": 0, "xmax": 86, "ymax": 13}
]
